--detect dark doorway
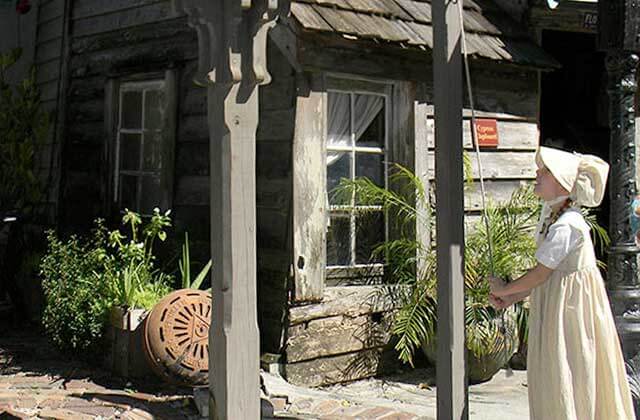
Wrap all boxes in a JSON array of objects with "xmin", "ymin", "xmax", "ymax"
[{"xmin": 540, "ymin": 30, "xmax": 609, "ymax": 237}]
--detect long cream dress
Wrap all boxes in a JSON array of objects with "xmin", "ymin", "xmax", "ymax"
[{"xmin": 527, "ymin": 209, "xmax": 635, "ymax": 420}]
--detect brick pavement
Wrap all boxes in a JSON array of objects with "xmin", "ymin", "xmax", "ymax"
[
  {"xmin": 0, "ymin": 325, "xmax": 434, "ymax": 419},
  {"xmin": 0, "ymin": 325, "xmax": 200, "ymax": 419}
]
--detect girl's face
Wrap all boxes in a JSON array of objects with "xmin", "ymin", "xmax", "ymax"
[{"xmin": 535, "ymin": 166, "xmax": 568, "ymax": 201}]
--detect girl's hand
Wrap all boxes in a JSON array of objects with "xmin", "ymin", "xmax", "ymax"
[
  {"xmin": 489, "ymin": 276, "xmax": 509, "ymax": 297},
  {"xmin": 488, "ymin": 293, "xmax": 511, "ymax": 309}
]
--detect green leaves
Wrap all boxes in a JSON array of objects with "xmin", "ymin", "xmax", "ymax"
[
  {"xmin": 179, "ymin": 232, "xmax": 212, "ymax": 290},
  {"xmin": 0, "ymin": 48, "xmax": 50, "ymax": 215},
  {"xmin": 335, "ymin": 165, "xmax": 538, "ymax": 365},
  {"xmin": 40, "ymin": 230, "xmax": 113, "ymax": 355}
]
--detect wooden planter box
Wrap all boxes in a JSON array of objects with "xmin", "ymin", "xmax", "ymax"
[{"xmin": 104, "ymin": 307, "xmax": 153, "ymax": 379}]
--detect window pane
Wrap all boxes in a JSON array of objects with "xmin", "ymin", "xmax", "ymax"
[
  {"xmin": 119, "ymin": 174, "xmax": 138, "ymax": 211},
  {"xmin": 328, "ymin": 92, "xmax": 351, "ymax": 149},
  {"xmin": 327, "ymin": 215, "xmax": 351, "ymax": 266},
  {"xmin": 355, "ymin": 94, "xmax": 384, "ymax": 148},
  {"xmin": 143, "ymin": 131, "xmax": 163, "ymax": 171},
  {"xmin": 144, "ymin": 89, "xmax": 165, "ymax": 130},
  {"xmin": 139, "ymin": 176, "xmax": 162, "ymax": 215},
  {"xmin": 356, "ymin": 211, "xmax": 384, "ymax": 264},
  {"xmin": 121, "ymin": 91, "xmax": 142, "ymax": 129},
  {"xmin": 356, "ymin": 153, "xmax": 384, "ymax": 187},
  {"xmin": 327, "ymin": 152, "xmax": 351, "ymax": 205},
  {"xmin": 119, "ymin": 133, "xmax": 141, "ymax": 171}
]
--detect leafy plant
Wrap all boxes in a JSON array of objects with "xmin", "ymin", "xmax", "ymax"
[
  {"xmin": 103, "ymin": 208, "xmax": 172, "ymax": 309},
  {"xmin": 40, "ymin": 228, "xmax": 111, "ymax": 354},
  {"xmin": 178, "ymin": 232, "xmax": 212, "ymax": 290},
  {"xmin": 0, "ymin": 48, "xmax": 49, "ymax": 215}
]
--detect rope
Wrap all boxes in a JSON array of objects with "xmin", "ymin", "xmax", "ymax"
[
  {"xmin": 455, "ymin": 2, "xmax": 512, "ymax": 344},
  {"xmin": 456, "ymin": 1, "xmax": 495, "ymax": 276}
]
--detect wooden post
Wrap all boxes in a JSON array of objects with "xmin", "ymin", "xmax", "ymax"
[
  {"xmin": 171, "ymin": 1, "xmax": 289, "ymax": 418},
  {"xmin": 432, "ymin": 1, "xmax": 468, "ymax": 419}
]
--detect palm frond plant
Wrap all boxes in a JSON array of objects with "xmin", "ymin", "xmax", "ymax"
[{"xmin": 335, "ymin": 164, "xmax": 608, "ymax": 382}]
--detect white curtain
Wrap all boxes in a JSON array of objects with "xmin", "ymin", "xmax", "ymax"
[{"xmin": 326, "ymin": 92, "xmax": 384, "ymax": 166}]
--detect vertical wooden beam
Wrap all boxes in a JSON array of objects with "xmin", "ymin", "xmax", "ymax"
[
  {"xmin": 414, "ymin": 89, "xmax": 431, "ymax": 270},
  {"xmin": 172, "ymin": 1, "xmax": 289, "ymax": 418},
  {"xmin": 432, "ymin": 1, "xmax": 468, "ymax": 419},
  {"xmin": 292, "ymin": 73, "xmax": 326, "ymax": 302}
]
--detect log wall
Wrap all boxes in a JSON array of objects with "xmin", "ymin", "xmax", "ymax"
[
  {"xmin": 281, "ymin": 60, "xmax": 540, "ymax": 387},
  {"xmin": 60, "ymin": 0, "xmax": 206, "ymax": 242},
  {"xmin": 33, "ymin": 0, "xmax": 67, "ymax": 223},
  {"xmin": 256, "ymin": 40, "xmax": 297, "ymax": 354}
]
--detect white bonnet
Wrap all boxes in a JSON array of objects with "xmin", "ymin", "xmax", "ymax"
[{"xmin": 535, "ymin": 146, "xmax": 609, "ymax": 207}]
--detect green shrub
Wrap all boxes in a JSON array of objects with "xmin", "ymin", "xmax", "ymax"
[{"xmin": 40, "ymin": 228, "xmax": 111, "ymax": 354}]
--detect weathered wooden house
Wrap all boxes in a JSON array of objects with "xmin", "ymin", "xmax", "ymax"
[{"xmin": 10, "ymin": 0, "xmax": 557, "ymax": 386}]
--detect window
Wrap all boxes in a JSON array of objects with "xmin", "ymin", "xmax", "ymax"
[
  {"xmin": 113, "ymin": 76, "xmax": 175, "ymax": 215},
  {"xmin": 326, "ymin": 90, "xmax": 388, "ymax": 271}
]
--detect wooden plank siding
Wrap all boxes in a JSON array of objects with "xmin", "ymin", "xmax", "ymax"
[
  {"xmin": 33, "ymin": 0, "xmax": 67, "ymax": 222},
  {"xmin": 59, "ymin": 0, "xmax": 201, "ymax": 233},
  {"xmin": 256, "ymin": 39, "xmax": 298, "ymax": 354},
  {"xmin": 424, "ymin": 66, "xmax": 539, "ymax": 227}
]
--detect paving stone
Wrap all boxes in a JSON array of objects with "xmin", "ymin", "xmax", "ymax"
[
  {"xmin": 311, "ymin": 400, "xmax": 343, "ymax": 416},
  {"xmin": 38, "ymin": 408, "xmax": 94, "ymax": 420},
  {"xmin": 377, "ymin": 412, "xmax": 418, "ymax": 420},
  {"xmin": 269, "ymin": 396, "xmax": 288, "ymax": 412},
  {"xmin": 15, "ymin": 397, "xmax": 37, "ymax": 410},
  {"xmin": 38, "ymin": 398, "xmax": 65, "ymax": 409},
  {"xmin": 61, "ymin": 397, "xmax": 97, "ymax": 410},
  {"xmin": 350, "ymin": 406, "xmax": 395, "ymax": 418},
  {"xmin": 70, "ymin": 404, "xmax": 119, "ymax": 418},
  {"xmin": 289, "ymin": 398, "xmax": 313, "ymax": 412}
]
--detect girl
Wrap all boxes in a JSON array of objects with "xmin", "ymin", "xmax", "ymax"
[{"xmin": 489, "ymin": 146, "xmax": 635, "ymax": 420}]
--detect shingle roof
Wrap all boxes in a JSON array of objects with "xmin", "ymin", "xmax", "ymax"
[{"xmin": 290, "ymin": 0, "xmax": 559, "ymax": 68}]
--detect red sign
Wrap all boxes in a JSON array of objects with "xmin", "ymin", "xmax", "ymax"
[{"xmin": 473, "ymin": 118, "xmax": 499, "ymax": 148}]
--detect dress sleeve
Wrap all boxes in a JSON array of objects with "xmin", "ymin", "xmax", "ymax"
[{"xmin": 535, "ymin": 222, "xmax": 583, "ymax": 269}]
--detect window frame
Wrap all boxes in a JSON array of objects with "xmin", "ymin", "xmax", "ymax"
[
  {"xmin": 105, "ymin": 70, "xmax": 177, "ymax": 217},
  {"xmin": 325, "ymin": 79, "xmax": 393, "ymax": 282}
]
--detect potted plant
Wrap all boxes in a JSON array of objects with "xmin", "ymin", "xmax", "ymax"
[{"xmin": 101, "ymin": 208, "xmax": 173, "ymax": 378}]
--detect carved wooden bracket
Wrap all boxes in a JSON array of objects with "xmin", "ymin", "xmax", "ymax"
[{"xmin": 172, "ymin": 0, "xmax": 290, "ymax": 85}]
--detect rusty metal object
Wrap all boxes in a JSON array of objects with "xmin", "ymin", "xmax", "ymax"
[{"xmin": 143, "ymin": 289, "xmax": 211, "ymax": 386}]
